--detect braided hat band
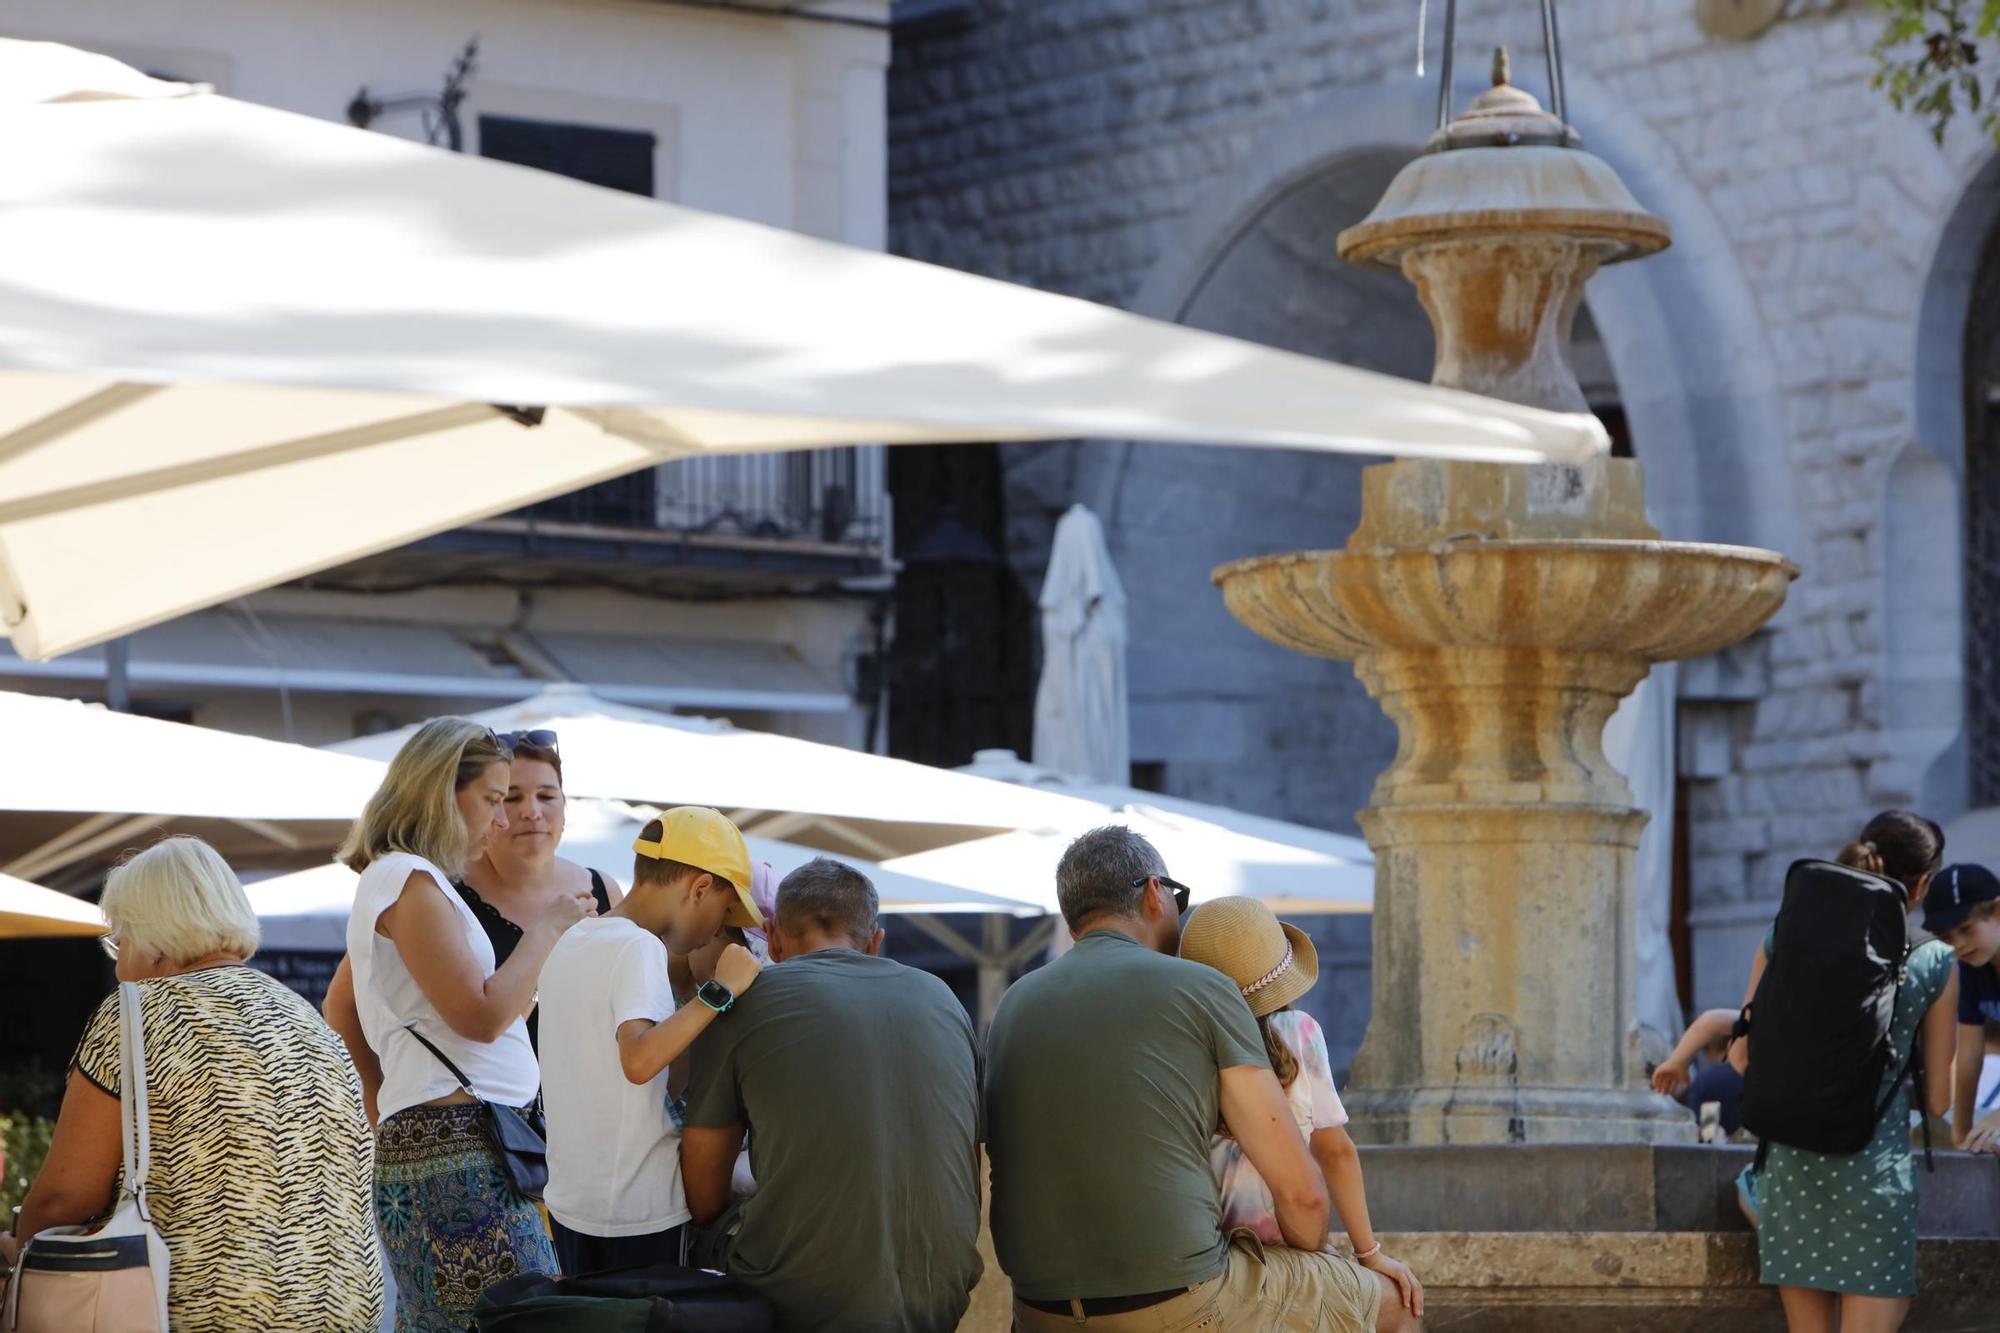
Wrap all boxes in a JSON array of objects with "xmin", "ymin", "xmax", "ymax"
[{"xmin": 1240, "ymin": 942, "xmax": 1295, "ymax": 999}]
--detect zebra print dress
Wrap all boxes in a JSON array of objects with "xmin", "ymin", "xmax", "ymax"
[{"xmin": 74, "ymin": 964, "xmax": 385, "ymax": 1332}]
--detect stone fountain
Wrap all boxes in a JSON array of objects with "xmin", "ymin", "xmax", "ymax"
[
  {"xmin": 1216, "ymin": 50, "xmax": 1793, "ymax": 1151},
  {"xmin": 1210, "ymin": 54, "xmax": 1999, "ymax": 1330}
]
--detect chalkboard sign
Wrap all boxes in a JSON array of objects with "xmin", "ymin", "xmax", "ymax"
[{"xmin": 248, "ymin": 950, "xmax": 342, "ymax": 1012}]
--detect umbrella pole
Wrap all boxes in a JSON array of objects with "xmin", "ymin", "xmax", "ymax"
[
  {"xmin": 976, "ymin": 913, "xmax": 1012, "ymax": 1033},
  {"xmin": 903, "ymin": 912, "xmax": 1012, "ymax": 1034},
  {"xmin": 903, "ymin": 911, "xmax": 1042, "ymax": 1034}
]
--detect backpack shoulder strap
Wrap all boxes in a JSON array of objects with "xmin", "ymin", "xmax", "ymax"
[{"xmin": 1872, "ymin": 943, "xmax": 1938, "ymax": 1171}]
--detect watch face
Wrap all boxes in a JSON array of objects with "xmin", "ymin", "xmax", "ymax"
[{"xmin": 697, "ymin": 979, "xmax": 733, "ymax": 1010}]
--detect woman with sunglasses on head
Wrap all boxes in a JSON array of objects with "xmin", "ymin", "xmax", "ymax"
[
  {"xmin": 337, "ymin": 719, "xmax": 592, "ymax": 1332},
  {"xmin": 326, "ymin": 729, "xmax": 611, "ymax": 1122}
]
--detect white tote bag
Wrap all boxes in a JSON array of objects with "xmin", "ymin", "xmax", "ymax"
[{"xmin": 3, "ymin": 983, "xmax": 172, "ymax": 1332}]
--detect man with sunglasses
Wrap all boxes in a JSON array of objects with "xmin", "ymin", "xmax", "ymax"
[{"xmin": 985, "ymin": 826, "xmax": 1385, "ymax": 1331}]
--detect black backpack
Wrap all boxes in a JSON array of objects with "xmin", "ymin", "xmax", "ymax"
[
  {"xmin": 474, "ymin": 1264, "xmax": 775, "ymax": 1333},
  {"xmin": 1737, "ymin": 859, "xmax": 1929, "ymax": 1161}
]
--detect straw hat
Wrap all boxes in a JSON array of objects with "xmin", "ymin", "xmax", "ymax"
[{"xmin": 1179, "ymin": 896, "xmax": 1318, "ymax": 1018}]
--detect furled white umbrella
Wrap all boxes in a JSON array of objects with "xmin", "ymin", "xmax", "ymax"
[
  {"xmin": 246, "ymin": 797, "xmax": 1036, "ymax": 952},
  {"xmin": 0, "ymin": 40, "xmax": 1606, "ymax": 662},
  {"xmin": 327, "ymin": 685, "xmax": 1107, "ymax": 860},
  {"xmin": 1604, "ymin": 665, "xmax": 1685, "ymax": 1045},
  {"xmin": 0, "ymin": 870, "xmax": 107, "ymax": 939},
  {"xmin": 0, "ymin": 689, "xmax": 388, "ymax": 883},
  {"xmin": 1032, "ymin": 505, "xmax": 1130, "ymax": 785}
]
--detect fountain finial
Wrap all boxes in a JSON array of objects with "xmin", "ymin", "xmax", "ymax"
[{"xmin": 1492, "ymin": 45, "xmax": 1510, "ymax": 88}]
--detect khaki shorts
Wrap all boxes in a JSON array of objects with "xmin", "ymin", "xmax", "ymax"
[{"xmin": 1012, "ymin": 1232, "xmax": 1383, "ymax": 1332}]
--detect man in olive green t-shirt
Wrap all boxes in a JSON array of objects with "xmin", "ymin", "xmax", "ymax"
[
  {"xmin": 986, "ymin": 826, "xmax": 1409, "ymax": 1332},
  {"xmin": 681, "ymin": 858, "xmax": 982, "ymax": 1332}
]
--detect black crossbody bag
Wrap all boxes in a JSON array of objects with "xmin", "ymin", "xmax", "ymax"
[{"xmin": 405, "ymin": 1024, "xmax": 549, "ymax": 1200}]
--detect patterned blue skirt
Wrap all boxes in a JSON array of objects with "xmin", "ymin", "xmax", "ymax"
[{"xmin": 375, "ymin": 1103, "xmax": 557, "ymax": 1333}]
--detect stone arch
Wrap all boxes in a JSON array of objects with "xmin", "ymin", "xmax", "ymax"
[{"xmin": 1902, "ymin": 151, "xmax": 2000, "ymax": 819}]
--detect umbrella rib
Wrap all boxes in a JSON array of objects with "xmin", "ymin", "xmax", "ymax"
[
  {"xmin": 898, "ymin": 911, "xmax": 991, "ymax": 967},
  {"xmin": 0, "ymin": 809, "xmax": 127, "ymax": 877},
  {"xmin": 226, "ymin": 816, "xmax": 304, "ymax": 851},
  {"xmin": 0, "ymin": 401, "xmax": 511, "ymax": 524},
  {"xmin": 1001, "ymin": 917, "xmax": 1057, "ymax": 969},
  {"xmin": 0, "ymin": 382, "xmax": 161, "ymax": 468},
  {"xmin": 5, "ymin": 812, "xmax": 169, "ymax": 882}
]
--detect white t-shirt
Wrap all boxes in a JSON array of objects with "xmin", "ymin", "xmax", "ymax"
[
  {"xmin": 346, "ymin": 851, "xmax": 540, "ymax": 1122},
  {"xmin": 538, "ymin": 915, "xmax": 690, "ymax": 1237}
]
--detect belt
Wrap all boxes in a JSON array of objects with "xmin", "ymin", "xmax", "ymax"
[{"xmin": 1021, "ymin": 1287, "xmax": 1188, "ymax": 1317}]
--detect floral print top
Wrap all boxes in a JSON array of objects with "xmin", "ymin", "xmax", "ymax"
[{"xmin": 1209, "ymin": 1008, "xmax": 1348, "ymax": 1246}]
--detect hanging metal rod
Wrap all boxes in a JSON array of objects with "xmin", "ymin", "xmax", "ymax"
[
  {"xmin": 1432, "ymin": 0, "xmax": 1570, "ymax": 131},
  {"xmin": 1541, "ymin": 0, "xmax": 1568, "ymax": 125},
  {"xmin": 1436, "ymin": 0, "xmax": 1459, "ymax": 131}
]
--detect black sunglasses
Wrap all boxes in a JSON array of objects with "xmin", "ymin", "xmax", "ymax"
[
  {"xmin": 1132, "ymin": 874, "xmax": 1192, "ymax": 916},
  {"xmin": 498, "ymin": 729, "xmax": 559, "ymax": 752}
]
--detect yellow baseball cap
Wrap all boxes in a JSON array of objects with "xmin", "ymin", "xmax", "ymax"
[{"xmin": 632, "ymin": 806, "xmax": 762, "ymax": 929}]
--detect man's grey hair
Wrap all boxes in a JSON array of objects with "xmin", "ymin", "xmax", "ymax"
[
  {"xmin": 775, "ymin": 856, "xmax": 879, "ymax": 941},
  {"xmin": 1056, "ymin": 825, "xmax": 1167, "ymax": 930}
]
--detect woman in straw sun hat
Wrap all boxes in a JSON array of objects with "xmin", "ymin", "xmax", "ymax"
[{"xmin": 1181, "ymin": 896, "xmax": 1423, "ymax": 1321}]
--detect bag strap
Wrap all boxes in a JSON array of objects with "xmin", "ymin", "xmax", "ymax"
[
  {"xmin": 1871, "ymin": 945, "xmax": 1938, "ymax": 1172},
  {"xmin": 118, "ymin": 982, "xmax": 154, "ymax": 1218},
  {"xmin": 403, "ymin": 1023, "xmax": 478, "ymax": 1098}
]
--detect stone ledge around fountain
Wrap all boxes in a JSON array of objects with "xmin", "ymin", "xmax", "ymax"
[
  {"xmin": 1361, "ymin": 1145, "xmax": 2000, "ymax": 1332},
  {"xmin": 1381, "ymin": 1231, "xmax": 1996, "ymax": 1332}
]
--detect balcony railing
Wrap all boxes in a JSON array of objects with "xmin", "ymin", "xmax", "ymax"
[{"xmin": 518, "ymin": 447, "xmax": 886, "ymax": 550}]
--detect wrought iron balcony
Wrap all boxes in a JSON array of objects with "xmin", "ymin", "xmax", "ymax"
[{"xmin": 520, "ymin": 448, "xmax": 885, "ymax": 550}]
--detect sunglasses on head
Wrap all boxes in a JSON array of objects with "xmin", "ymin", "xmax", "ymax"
[
  {"xmin": 498, "ymin": 729, "xmax": 559, "ymax": 752},
  {"xmin": 1131, "ymin": 874, "xmax": 1192, "ymax": 916}
]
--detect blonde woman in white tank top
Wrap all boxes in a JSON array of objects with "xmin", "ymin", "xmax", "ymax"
[{"xmin": 339, "ymin": 718, "xmax": 594, "ymax": 1332}]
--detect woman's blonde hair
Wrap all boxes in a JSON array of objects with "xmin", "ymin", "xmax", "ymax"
[
  {"xmin": 101, "ymin": 836, "xmax": 260, "ymax": 964},
  {"xmin": 338, "ymin": 718, "xmax": 511, "ymax": 874}
]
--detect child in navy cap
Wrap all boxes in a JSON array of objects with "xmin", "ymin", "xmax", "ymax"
[{"xmin": 1921, "ymin": 862, "xmax": 2000, "ymax": 1151}]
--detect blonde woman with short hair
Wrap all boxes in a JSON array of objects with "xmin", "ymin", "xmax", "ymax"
[
  {"xmin": 342, "ymin": 718, "xmax": 592, "ymax": 1331},
  {"xmin": 0, "ymin": 837, "xmax": 384, "ymax": 1332}
]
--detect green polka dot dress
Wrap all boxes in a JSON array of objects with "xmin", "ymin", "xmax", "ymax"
[{"xmin": 1753, "ymin": 928, "xmax": 1953, "ymax": 1298}]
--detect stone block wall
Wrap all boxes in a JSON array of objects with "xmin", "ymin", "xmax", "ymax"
[{"xmin": 891, "ymin": 0, "xmax": 1995, "ymax": 1018}]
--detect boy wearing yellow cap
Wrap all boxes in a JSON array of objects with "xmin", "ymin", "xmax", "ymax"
[{"xmin": 537, "ymin": 806, "xmax": 764, "ymax": 1277}]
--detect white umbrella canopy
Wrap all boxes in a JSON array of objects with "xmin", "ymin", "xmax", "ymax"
[
  {"xmin": 0, "ymin": 689, "xmax": 387, "ymax": 884},
  {"xmin": 246, "ymin": 798, "xmax": 1038, "ymax": 952},
  {"xmin": 884, "ymin": 806, "xmax": 1374, "ymax": 920},
  {"xmin": 0, "ymin": 39, "xmax": 1607, "ymax": 661},
  {"xmin": 958, "ymin": 747, "xmax": 1375, "ymax": 869},
  {"xmin": 326, "ymin": 685, "xmax": 1107, "ymax": 859},
  {"xmin": 1, "ymin": 691, "xmax": 383, "ymax": 820},
  {"xmin": 0, "ymin": 870, "xmax": 107, "ymax": 939},
  {"xmin": 1032, "ymin": 505, "xmax": 1130, "ymax": 785}
]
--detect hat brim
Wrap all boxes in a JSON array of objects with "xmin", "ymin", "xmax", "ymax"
[
  {"xmin": 726, "ymin": 883, "xmax": 764, "ymax": 931},
  {"xmin": 1247, "ymin": 922, "xmax": 1319, "ymax": 1018},
  {"xmin": 1922, "ymin": 903, "xmax": 1972, "ymax": 936}
]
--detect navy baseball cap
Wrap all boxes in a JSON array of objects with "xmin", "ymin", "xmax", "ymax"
[{"xmin": 1921, "ymin": 863, "xmax": 2000, "ymax": 934}]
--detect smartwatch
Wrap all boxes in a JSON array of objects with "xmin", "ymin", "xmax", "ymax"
[{"xmin": 694, "ymin": 979, "xmax": 736, "ymax": 1014}]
